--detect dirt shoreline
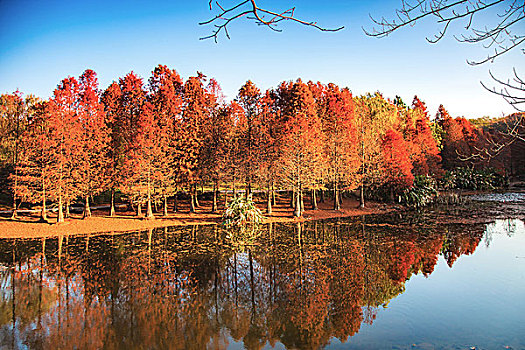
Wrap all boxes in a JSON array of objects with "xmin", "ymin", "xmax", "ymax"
[{"xmin": 0, "ymin": 197, "xmax": 391, "ymax": 239}]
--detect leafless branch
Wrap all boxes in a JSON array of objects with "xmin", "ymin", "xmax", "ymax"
[
  {"xmin": 364, "ymin": 0, "xmax": 524, "ymax": 65},
  {"xmin": 481, "ymin": 68, "xmax": 525, "ymax": 112},
  {"xmin": 200, "ymin": 0, "xmax": 344, "ymax": 42}
]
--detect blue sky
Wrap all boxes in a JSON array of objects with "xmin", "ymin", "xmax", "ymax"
[{"xmin": 0, "ymin": 0, "xmax": 521, "ymax": 118}]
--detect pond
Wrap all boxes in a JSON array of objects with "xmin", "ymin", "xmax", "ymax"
[{"xmin": 0, "ymin": 213, "xmax": 524, "ymax": 349}]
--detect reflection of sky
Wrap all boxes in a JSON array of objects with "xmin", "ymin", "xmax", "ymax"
[
  {"xmin": 344, "ymin": 219, "xmax": 525, "ymax": 349},
  {"xmin": 0, "ymin": 0, "xmax": 521, "ymax": 118}
]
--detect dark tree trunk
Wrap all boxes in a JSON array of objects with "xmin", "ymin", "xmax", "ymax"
[
  {"xmin": 290, "ymin": 189, "xmax": 295, "ymax": 209},
  {"xmin": 173, "ymin": 191, "xmax": 178, "ymax": 212},
  {"xmin": 83, "ymin": 196, "xmax": 91, "ymax": 219},
  {"xmin": 319, "ymin": 189, "xmax": 325, "ymax": 203}
]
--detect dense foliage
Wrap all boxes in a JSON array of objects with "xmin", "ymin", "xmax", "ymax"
[{"xmin": 0, "ymin": 65, "xmax": 520, "ymax": 220}]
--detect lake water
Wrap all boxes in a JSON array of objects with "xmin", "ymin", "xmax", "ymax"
[{"xmin": 0, "ymin": 213, "xmax": 524, "ymax": 349}]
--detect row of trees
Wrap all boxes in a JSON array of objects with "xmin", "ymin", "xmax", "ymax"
[{"xmin": 0, "ymin": 65, "xmax": 518, "ymax": 222}]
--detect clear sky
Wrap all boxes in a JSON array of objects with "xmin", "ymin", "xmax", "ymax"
[{"xmin": 0, "ymin": 0, "xmax": 521, "ymax": 118}]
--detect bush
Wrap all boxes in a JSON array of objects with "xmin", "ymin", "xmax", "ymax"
[
  {"xmin": 223, "ymin": 194, "xmax": 264, "ymax": 227},
  {"xmin": 440, "ymin": 167, "xmax": 507, "ymax": 190},
  {"xmin": 400, "ymin": 175, "xmax": 438, "ymax": 208}
]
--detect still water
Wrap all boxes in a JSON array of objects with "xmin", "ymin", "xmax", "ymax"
[{"xmin": 0, "ymin": 214, "xmax": 524, "ymax": 349}]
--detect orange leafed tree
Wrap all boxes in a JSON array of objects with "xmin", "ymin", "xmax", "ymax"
[
  {"xmin": 48, "ymin": 77, "xmax": 82, "ymax": 222},
  {"xmin": 276, "ymin": 79, "xmax": 324, "ymax": 217},
  {"xmin": 148, "ymin": 64, "xmax": 184, "ymax": 215},
  {"xmin": 76, "ymin": 69, "xmax": 110, "ymax": 218},
  {"xmin": 382, "ymin": 128, "xmax": 414, "ymax": 200}
]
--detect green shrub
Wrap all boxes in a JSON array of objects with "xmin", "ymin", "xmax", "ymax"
[
  {"xmin": 440, "ymin": 167, "xmax": 507, "ymax": 190},
  {"xmin": 223, "ymin": 194, "xmax": 264, "ymax": 227},
  {"xmin": 400, "ymin": 175, "xmax": 438, "ymax": 208}
]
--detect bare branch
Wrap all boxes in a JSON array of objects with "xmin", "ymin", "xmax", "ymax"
[
  {"xmin": 200, "ymin": 0, "xmax": 344, "ymax": 41},
  {"xmin": 364, "ymin": 0, "xmax": 524, "ymax": 65}
]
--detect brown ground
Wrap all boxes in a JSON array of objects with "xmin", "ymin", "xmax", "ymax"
[{"xmin": 0, "ymin": 194, "xmax": 390, "ymax": 239}]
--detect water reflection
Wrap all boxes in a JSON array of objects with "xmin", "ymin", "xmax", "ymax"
[{"xmin": 0, "ymin": 216, "xmax": 521, "ymax": 349}]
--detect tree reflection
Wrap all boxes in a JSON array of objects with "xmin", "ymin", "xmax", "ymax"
[{"xmin": 0, "ymin": 216, "xmax": 490, "ymax": 349}]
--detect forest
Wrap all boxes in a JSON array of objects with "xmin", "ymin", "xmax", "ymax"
[{"xmin": 0, "ymin": 65, "xmax": 523, "ymax": 223}]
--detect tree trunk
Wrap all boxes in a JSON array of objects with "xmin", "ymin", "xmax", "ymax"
[
  {"xmin": 146, "ymin": 195, "xmax": 154, "ymax": 220},
  {"xmin": 110, "ymin": 189, "xmax": 116, "ymax": 217},
  {"xmin": 294, "ymin": 190, "xmax": 301, "ymax": 217},
  {"xmin": 83, "ymin": 196, "xmax": 91, "ymax": 219},
  {"xmin": 212, "ymin": 182, "xmax": 218, "ymax": 213},
  {"xmin": 319, "ymin": 189, "xmax": 325, "ymax": 203},
  {"xmin": 267, "ymin": 184, "xmax": 272, "ymax": 215},
  {"xmin": 334, "ymin": 183, "xmax": 341, "ymax": 210},
  {"xmin": 360, "ymin": 185, "xmax": 365, "ymax": 208},
  {"xmin": 40, "ymin": 188, "xmax": 47, "ymax": 223},
  {"xmin": 290, "ymin": 189, "xmax": 295, "ymax": 209},
  {"xmin": 311, "ymin": 189, "xmax": 318, "ymax": 210},
  {"xmin": 137, "ymin": 202, "xmax": 142, "ymax": 217},
  {"xmin": 163, "ymin": 195, "xmax": 168, "ymax": 217},
  {"xmin": 300, "ymin": 190, "xmax": 304, "ymax": 214},
  {"xmin": 194, "ymin": 184, "xmax": 200, "ymax": 207},
  {"xmin": 57, "ymin": 195, "xmax": 64, "ymax": 223},
  {"xmin": 173, "ymin": 191, "xmax": 178, "ymax": 212},
  {"xmin": 65, "ymin": 199, "xmax": 70, "ymax": 218},
  {"xmin": 11, "ymin": 195, "xmax": 18, "ymax": 220},
  {"xmin": 190, "ymin": 192, "xmax": 196, "ymax": 213},
  {"xmin": 272, "ymin": 181, "xmax": 276, "ymax": 206}
]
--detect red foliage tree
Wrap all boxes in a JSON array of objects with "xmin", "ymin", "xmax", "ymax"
[
  {"xmin": 77, "ymin": 69, "xmax": 110, "ymax": 218},
  {"xmin": 381, "ymin": 129, "xmax": 414, "ymax": 200},
  {"xmin": 148, "ymin": 64, "xmax": 184, "ymax": 215},
  {"xmin": 48, "ymin": 77, "xmax": 82, "ymax": 222}
]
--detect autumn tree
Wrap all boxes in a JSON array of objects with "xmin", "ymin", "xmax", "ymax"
[
  {"xmin": 381, "ymin": 129, "xmax": 414, "ymax": 200},
  {"xmin": 116, "ymin": 72, "xmax": 150, "ymax": 217},
  {"xmin": 76, "ymin": 70, "xmax": 110, "ymax": 218},
  {"xmin": 148, "ymin": 64, "xmax": 184, "ymax": 215},
  {"xmin": 182, "ymin": 73, "xmax": 209, "ymax": 212},
  {"xmin": 355, "ymin": 93, "xmax": 398, "ymax": 207},
  {"xmin": 400, "ymin": 96, "xmax": 441, "ymax": 176},
  {"xmin": 316, "ymin": 83, "xmax": 360, "ymax": 210},
  {"xmin": 48, "ymin": 77, "xmax": 82, "ymax": 222},
  {"xmin": 200, "ymin": 78, "xmax": 231, "ymax": 213},
  {"xmin": 1, "ymin": 91, "xmax": 38, "ymax": 218},
  {"xmin": 257, "ymin": 89, "xmax": 282, "ymax": 214},
  {"xmin": 276, "ymin": 79, "xmax": 323, "ymax": 217},
  {"xmin": 13, "ymin": 101, "xmax": 55, "ymax": 222},
  {"xmin": 237, "ymin": 80, "xmax": 263, "ymax": 197},
  {"xmin": 101, "ymin": 82, "xmax": 123, "ymax": 216}
]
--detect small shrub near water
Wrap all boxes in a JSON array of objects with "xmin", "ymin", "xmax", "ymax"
[
  {"xmin": 223, "ymin": 194, "xmax": 264, "ymax": 227},
  {"xmin": 400, "ymin": 175, "xmax": 438, "ymax": 208},
  {"xmin": 440, "ymin": 167, "xmax": 508, "ymax": 191}
]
